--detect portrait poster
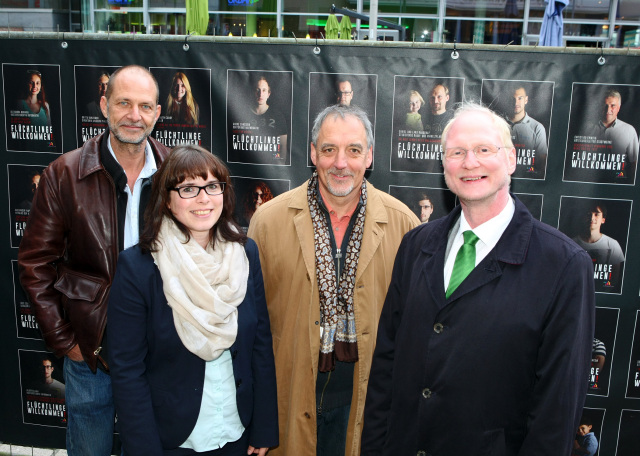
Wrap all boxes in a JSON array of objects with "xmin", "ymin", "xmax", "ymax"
[
  {"xmin": 626, "ymin": 311, "xmax": 640, "ymax": 399},
  {"xmin": 18, "ymin": 349, "xmax": 67, "ymax": 428},
  {"xmin": 230, "ymin": 176, "xmax": 290, "ymax": 231},
  {"xmin": 557, "ymin": 196, "xmax": 631, "ymax": 294},
  {"xmin": 513, "ymin": 193, "xmax": 543, "ymax": 221},
  {"xmin": 481, "ymin": 79, "xmax": 553, "ymax": 180},
  {"xmin": 307, "ymin": 72, "xmax": 378, "ymax": 168},
  {"xmin": 563, "ymin": 83, "xmax": 640, "ymax": 185},
  {"xmin": 2, "ymin": 63, "xmax": 62, "ymax": 153},
  {"xmin": 616, "ymin": 409, "xmax": 640, "ymax": 455},
  {"xmin": 7, "ymin": 164, "xmax": 46, "ymax": 248},
  {"xmin": 573, "ymin": 407, "xmax": 605, "ymax": 456},
  {"xmin": 150, "ymin": 67, "xmax": 212, "ymax": 151},
  {"xmin": 388, "ymin": 185, "xmax": 456, "ymax": 224},
  {"xmin": 12, "ymin": 260, "xmax": 41, "ymax": 340},
  {"xmin": 227, "ymin": 70, "xmax": 292, "ymax": 166},
  {"xmin": 588, "ymin": 307, "xmax": 619, "ymax": 397},
  {"xmin": 390, "ymin": 76, "xmax": 464, "ymax": 174},
  {"xmin": 74, "ymin": 65, "xmax": 118, "ymax": 146}
]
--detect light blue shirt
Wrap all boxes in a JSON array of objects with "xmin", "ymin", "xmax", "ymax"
[
  {"xmin": 107, "ymin": 138, "xmax": 157, "ymax": 249},
  {"xmin": 180, "ymin": 349, "xmax": 245, "ymax": 451}
]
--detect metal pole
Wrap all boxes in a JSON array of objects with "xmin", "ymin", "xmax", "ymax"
[
  {"xmin": 607, "ymin": 0, "xmax": 619, "ymax": 47},
  {"xmin": 277, "ymin": 0, "xmax": 283, "ymax": 38},
  {"xmin": 369, "ymin": 0, "xmax": 377, "ymax": 41}
]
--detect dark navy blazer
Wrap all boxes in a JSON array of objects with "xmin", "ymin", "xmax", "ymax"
[
  {"xmin": 362, "ymin": 197, "xmax": 595, "ymax": 456},
  {"xmin": 107, "ymin": 239, "xmax": 278, "ymax": 455}
]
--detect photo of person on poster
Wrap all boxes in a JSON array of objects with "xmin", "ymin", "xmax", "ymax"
[
  {"xmin": 17, "ymin": 69, "xmax": 51, "ymax": 127},
  {"xmin": 417, "ymin": 193, "xmax": 433, "ymax": 223},
  {"xmin": 243, "ymin": 180, "xmax": 273, "ymax": 224},
  {"xmin": 163, "ymin": 71, "xmax": 200, "ymax": 125},
  {"xmin": 231, "ymin": 176, "xmax": 290, "ymax": 229},
  {"xmin": 8, "ymin": 164, "xmax": 45, "ymax": 248},
  {"xmin": 573, "ymin": 202, "xmax": 625, "ymax": 286},
  {"xmin": 558, "ymin": 196, "xmax": 631, "ymax": 294},
  {"xmin": 424, "ymin": 82, "xmax": 454, "ymax": 136},
  {"xmin": 589, "ymin": 307, "xmax": 618, "ymax": 397},
  {"xmin": 74, "ymin": 65, "xmax": 118, "ymax": 146},
  {"xmin": 564, "ymin": 83, "xmax": 640, "ymax": 185},
  {"xmin": 36, "ymin": 356, "xmax": 66, "ymax": 399},
  {"xmin": 85, "ymin": 71, "xmax": 109, "ymax": 120},
  {"xmin": 19, "ymin": 350, "xmax": 67, "ymax": 427},
  {"xmin": 16, "ymin": 169, "xmax": 41, "ymax": 210},
  {"xmin": 335, "ymin": 77, "xmax": 355, "ymax": 106},
  {"xmin": 227, "ymin": 70, "xmax": 292, "ymax": 165},
  {"xmin": 481, "ymin": 79, "xmax": 553, "ymax": 179},
  {"xmin": 390, "ymin": 75, "xmax": 464, "ymax": 174},
  {"xmin": 404, "ymin": 90, "xmax": 425, "ymax": 132},
  {"xmin": 626, "ymin": 311, "xmax": 640, "ymax": 399},
  {"xmin": 12, "ymin": 260, "xmax": 41, "ymax": 340},
  {"xmin": 3, "ymin": 63, "xmax": 62, "ymax": 153},
  {"xmin": 307, "ymin": 72, "xmax": 377, "ymax": 166},
  {"xmin": 151, "ymin": 67, "xmax": 212, "ymax": 150},
  {"xmin": 389, "ymin": 186, "xmax": 457, "ymax": 224},
  {"xmin": 572, "ymin": 415, "xmax": 599, "ymax": 456}
]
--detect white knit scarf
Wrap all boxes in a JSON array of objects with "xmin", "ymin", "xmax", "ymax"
[{"xmin": 151, "ymin": 217, "xmax": 249, "ymax": 361}]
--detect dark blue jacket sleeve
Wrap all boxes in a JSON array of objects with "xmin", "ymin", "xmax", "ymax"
[
  {"xmin": 245, "ymin": 239, "xmax": 279, "ymax": 448},
  {"xmin": 107, "ymin": 248, "xmax": 165, "ymax": 455}
]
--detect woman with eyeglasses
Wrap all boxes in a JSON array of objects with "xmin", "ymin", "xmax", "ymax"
[
  {"xmin": 17, "ymin": 70, "xmax": 51, "ymax": 127},
  {"xmin": 242, "ymin": 181, "xmax": 273, "ymax": 226},
  {"xmin": 107, "ymin": 144, "xmax": 278, "ymax": 456}
]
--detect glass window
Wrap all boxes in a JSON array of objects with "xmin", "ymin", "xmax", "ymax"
[
  {"xmin": 343, "ymin": 0, "xmax": 438, "ymax": 15},
  {"xmin": 446, "ymin": 0, "xmax": 525, "ymax": 20},
  {"xmin": 95, "ymin": 0, "xmax": 142, "ymax": 8},
  {"xmin": 284, "ymin": 0, "xmax": 334, "ymax": 14},
  {"xmin": 0, "ymin": 0, "xmax": 67, "ymax": 7},
  {"xmin": 617, "ymin": 25, "xmax": 640, "ymax": 47},
  {"xmin": 619, "ymin": 0, "xmax": 640, "ymax": 21},
  {"xmin": 408, "ymin": 18, "xmax": 439, "ymax": 42},
  {"xmin": 149, "ymin": 0, "xmax": 185, "ymax": 7},
  {"xmin": 148, "ymin": 12, "xmax": 185, "ymax": 34},
  {"xmin": 444, "ymin": 18, "xmax": 522, "ymax": 44},
  {"xmin": 562, "ymin": 0, "xmax": 612, "ymax": 22},
  {"xmin": 224, "ymin": 0, "xmax": 277, "ymax": 14},
  {"xmin": 95, "ymin": 11, "xmax": 146, "ymax": 32}
]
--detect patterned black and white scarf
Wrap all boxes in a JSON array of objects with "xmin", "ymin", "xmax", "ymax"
[{"xmin": 307, "ymin": 171, "xmax": 367, "ymax": 372}]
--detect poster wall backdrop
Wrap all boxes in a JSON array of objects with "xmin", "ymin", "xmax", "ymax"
[{"xmin": 0, "ymin": 35, "xmax": 639, "ymax": 453}]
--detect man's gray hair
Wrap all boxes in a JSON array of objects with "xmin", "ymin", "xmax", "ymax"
[
  {"xmin": 604, "ymin": 89, "xmax": 622, "ymax": 104},
  {"xmin": 311, "ymin": 104, "xmax": 374, "ymax": 150},
  {"xmin": 441, "ymin": 101, "xmax": 513, "ymax": 152}
]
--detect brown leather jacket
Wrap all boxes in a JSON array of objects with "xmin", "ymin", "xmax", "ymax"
[{"xmin": 18, "ymin": 132, "xmax": 170, "ymax": 372}]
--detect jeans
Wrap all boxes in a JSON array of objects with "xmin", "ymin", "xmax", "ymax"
[
  {"xmin": 63, "ymin": 357, "xmax": 115, "ymax": 456},
  {"xmin": 316, "ymin": 403, "xmax": 351, "ymax": 456}
]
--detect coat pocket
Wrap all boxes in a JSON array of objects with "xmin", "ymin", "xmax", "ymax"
[{"xmin": 54, "ymin": 267, "xmax": 107, "ymax": 304}]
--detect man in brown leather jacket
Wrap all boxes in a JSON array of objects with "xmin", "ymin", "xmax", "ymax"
[{"xmin": 18, "ymin": 65, "xmax": 170, "ymax": 456}]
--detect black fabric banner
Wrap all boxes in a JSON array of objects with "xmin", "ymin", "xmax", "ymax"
[{"xmin": 1, "ymin": 37, "xmax": 639, "ymax": 453}]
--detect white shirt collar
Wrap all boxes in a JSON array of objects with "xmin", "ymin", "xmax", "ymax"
[
  {"xmin": 107, "ymin": 137, "xmax": 157, "ymax": 184},
  {"xmin": 457, "ymin": 196, "xmax": 515, "ymax": 253}
]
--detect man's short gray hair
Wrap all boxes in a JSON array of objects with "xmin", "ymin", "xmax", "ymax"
[
  {"xmin": 441, "ymin": 102, "xmax": 513, "ymax": 153},
  {"xmin": 311, "ymin": 104, "xmax": 374, "ymax": 150}
]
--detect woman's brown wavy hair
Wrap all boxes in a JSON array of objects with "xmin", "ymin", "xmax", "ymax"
[{"xmin": 139, "ymin": 144, "xmax": 246, "ymax": 252}]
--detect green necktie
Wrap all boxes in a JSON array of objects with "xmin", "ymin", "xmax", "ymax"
[{"xmin": 446, "ymin": 230, "xmax": 480, "ymax": 298}]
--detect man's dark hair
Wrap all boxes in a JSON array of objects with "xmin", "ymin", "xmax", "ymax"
[{"xmin": 579, "ymin": 415, "xmax": 593, "ymax": 427}]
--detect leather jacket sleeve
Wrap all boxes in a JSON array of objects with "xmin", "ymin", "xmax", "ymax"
[{"xmin": 18, "ymin": 165, "xmax": 77, "ymax": 358}]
